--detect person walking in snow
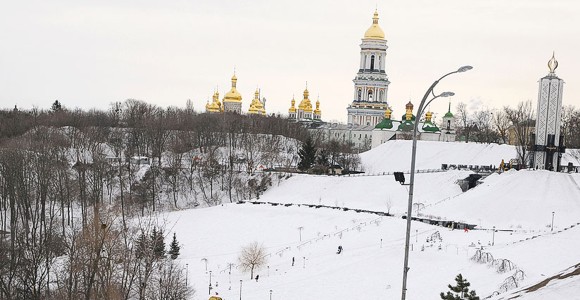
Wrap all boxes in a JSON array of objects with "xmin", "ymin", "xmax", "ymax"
[
  {"xmin": 337, "ymin": 245, "xmax": 343, "ymax": 254},
  {"xmin": 255, "ymin": 275, "xmax": 259, "ymax": 282},
  {"xmin": 292, "ymin": 257, "xmax": 295, "ymax": 266}
]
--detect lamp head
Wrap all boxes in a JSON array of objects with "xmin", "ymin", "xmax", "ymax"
[
  {"xmin": 439, "ymin": 91, "xmax": 455, "ymax": 97},
  {"xmin": 458, "ymin": 66, "xmax": 473, "ymax": 72}
]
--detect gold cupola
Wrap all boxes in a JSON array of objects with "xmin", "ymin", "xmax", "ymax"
[
  {"xmin": 314, "ymin": 99, "xmax": 321, "ymax": 115},
  {"xmin": 363, "ymin": 10, "xmax": 385, "ymax": 40},
  {"xmin": 298, "ymin": 86, "xmax": 313, "ymax": 113},
  {"xmin": 425, "ymin": 111, "xmax": 433, "ymax": 122},
  {"xmin": 223, "ymin": 74, "xmax": 242, "ymax": 103},
  {"xmin": 289, "ymin": 97, "xmax": 296, "ymax": 113},
  {"xmin": 384, "ymin": 107, "xmax": 392, "ymax": 119},
  {"xmin": 405, "ymin": 101, "xmax": 413, "ymax": 121},
  {"xmin": 248, "ymin": 88, "xmax": 266, "ymax": 115},
  {"xmin": 206, "ymin": 91, "xmax": 222, "ymax": 113}
]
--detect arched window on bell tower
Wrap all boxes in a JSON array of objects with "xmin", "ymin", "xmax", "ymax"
[
  {"xmin": 370, "ymin": 55, "xmax": 375, "ymax": 71},
  {"xmin": 357, "ymin": 89, "xmax": 362, "ymax": 101},
  {"xmin": 368, "ymin": 90, "xmax": 373, "ymax": 102}
]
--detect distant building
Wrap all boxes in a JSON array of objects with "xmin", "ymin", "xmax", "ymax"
[
  {"xmin": 288, "ymin": 85, "xmax": 322, "ymax": 122},
  {"xmin": 371, "ymin": 101, "xmax": 456, "ymax": 148},
  {"xmin": 309, "ymin": 11, "xmax": 455, "ymax": 151},
  {"xmin": 248, "ymin": 89, "xmax": 266, "ymax": 116},
  {"xmin": 205, "ymin": 73, "xmax": 267, "ymax": 116}
]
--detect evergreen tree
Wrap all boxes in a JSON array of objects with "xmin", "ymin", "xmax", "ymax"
[
  {"xmin": 51, "ymin": 100, "xmax": 62, "ymax": 112},
  {"xmin": 135, "ymin": 232, "xmax": 149, "ymax": 259},
  {"xmin": 440, "ymin": 274, "xmax": 480, "ymax": 300},
  {"xmin": 298, "ymin": 138, "xmax": 317, "ymax": 171},
  {"xmin": 168, "ymin": 233, "xmax": 181, "ymax": 260},
  {"xmin": 151, "ymin": 227, "xmax": 166, "ymax": 259},
  {"xmin": 316, "ymin": 148, "xmax": 329, "ymax": 167}
]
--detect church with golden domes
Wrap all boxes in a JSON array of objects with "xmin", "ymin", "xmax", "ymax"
[
  {"xmin": 205, "ymin": 73, "xmax": 267, "ymax": 116},
  {"xmin": 288, "ymin": 84, "xmax": 322, "ymax": 122}
]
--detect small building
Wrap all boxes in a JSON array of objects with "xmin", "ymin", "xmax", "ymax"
[{"xmin": 329, "ymin": 165, "xmax": 343, "ymax": 175}]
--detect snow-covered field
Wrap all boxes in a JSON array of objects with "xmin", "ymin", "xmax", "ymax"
[{"xmin": 164, "ymin": 141, "xmax": 580, "ymax": 299}]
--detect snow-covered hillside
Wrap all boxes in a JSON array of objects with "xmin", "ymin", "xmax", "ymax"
[
  {"xmin": 360, "ymin": 140, "xmax": 580, "ymax": 173},
  {"xmin": 166, "ymin": 141, "xmax": 580, "ymax": 300}
]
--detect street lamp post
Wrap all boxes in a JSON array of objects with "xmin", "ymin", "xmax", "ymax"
[
  {"xmin": 239, "ymin": 280, "xmax": 242, "ymax": 300},
  {"xmin": 270, "ymin": 289, "xmax": 273, "ymax": 300},
  {"xmin": 492, "ymin": 226, "xmax": 496, "ymax": 246},
  {"xmin": 400, "ymin": 65, "xmax": 472, "ymax": 300},
  {"xmin": 551, "ymin": 211, "xmax": 555, "ymax": 231}
]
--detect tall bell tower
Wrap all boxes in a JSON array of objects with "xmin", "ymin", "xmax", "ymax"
[
  {"xmin": 531, "ymin": 53, "xmax": 566, "ymax": 170},
  {"xmin": 347, "ymin": 10, "xmax": 390, "ymax": 126}
]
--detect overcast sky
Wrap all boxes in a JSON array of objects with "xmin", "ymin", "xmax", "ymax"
[{"xmin": 1, "ymin": 0, "xmax": 578, "ymax": 123}]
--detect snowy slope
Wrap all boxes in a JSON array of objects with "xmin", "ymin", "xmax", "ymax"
[
  {"xmin": 360, "ymin": 140, "xmax": 517, "ymax": 173},
  {"xmin": 422, "ymin": 170, "xmax": 580, "ymax": 230},
  {"xmin": 361, "ymin": 140, "xmax": 580, "ymax": 173},
  {"xmin": 259, "ymin": 170, "xmax": 470, "ymax": 215},
  {"xmin": 164, "ymin": 141, "xmax": 580, "ymax": 300}
]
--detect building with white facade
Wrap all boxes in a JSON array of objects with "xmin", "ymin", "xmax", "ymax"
[{"xmin": 288, "ymin": 85, "xmax": 322, "ymax": 122}]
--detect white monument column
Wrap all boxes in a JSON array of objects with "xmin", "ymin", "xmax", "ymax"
[{"xmin": 531, "ymin": 54, "xmax": 565, "ymax": 170}]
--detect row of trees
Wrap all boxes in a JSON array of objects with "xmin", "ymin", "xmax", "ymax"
[
  {"xmin": 0, "ymin": 98, "xmax": 361, "ymax": 299},
  {"xmin": 298, "ymin": 138, "xmax": 361, "ymax": 174},
  {"xmin": 454, "ymin": 100, "xmax": 580, "ymax": 164}
]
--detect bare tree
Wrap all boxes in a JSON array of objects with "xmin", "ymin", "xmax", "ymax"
[
  {"xmin": 492, "ymin": 109, "xmax": 511, "ymax": 144},
  {"xmin": 561, "ymin": 105, "xmax": 580, "ymax": 148},
  {"xmin": 472, "ymin": 109, "xmax": 496, "ymax": 143},
  {"xmin": 505, "ymin": 100, "xmax": 535, "ymax": 165},
  {"xmin": 238, "ymin": 242, "xmax": 268, "ymax": 280},
  {"xmin": 456, "ymin": 102, "xmax": 471, "ymax": 143}
]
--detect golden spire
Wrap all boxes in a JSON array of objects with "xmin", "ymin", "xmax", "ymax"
[
  {"xmin": 548, "ymin": 52, "xmax": 558, "ymax": 74},
  {"xmin": 364, "ymin": 9, "xmax": 385, "ymax": 40}
]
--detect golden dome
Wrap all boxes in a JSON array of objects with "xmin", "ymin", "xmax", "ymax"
[
  {"xmin": 298, "ymin": 87, "xmax": 313, "ymax": 113},
  {"xmin": 363, "ymin": 10, "xmax": 385, "ymax": 40},
  {"xmin": 223, "ymin": 74, "xmax": 242, "ymax": 103},
  {"xmin": 289, "ymin": 97, "xmax": 296, "ymax": 113},
  {"xmin": 425, "ymin": 111, "xmax": 433, "ymax": 122},
  {"xmin": 248, "ymin": 88, "xmax": 266, "ymax": 115},
  {"xmin": 384, "ymin": 107, "xmax": 392, "ymax": 119},
  {"xmin": 314, "ymin": 99, "xmax": 321, "ymax": 115},
  {"xmin": 206, "ymin": 92, "xmax": 222, "ymax": 113},
  {"xmin": 405, "ymin": 101, "xmax": 414, "ymax": 110}
]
